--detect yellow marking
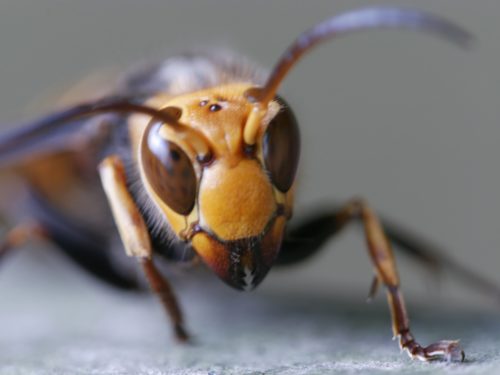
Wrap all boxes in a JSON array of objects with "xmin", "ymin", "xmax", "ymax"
[{"xmin": 199, "ymin": 158, "xmax": 276, "ymax": 240}]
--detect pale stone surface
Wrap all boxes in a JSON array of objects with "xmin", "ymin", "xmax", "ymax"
[{"xmin": 0, "ymin": 249, "xmax": 499, "ymax": 375}]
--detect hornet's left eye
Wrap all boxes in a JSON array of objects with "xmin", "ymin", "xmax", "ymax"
[
  {"xmin": 262, "ymin": 97, "xmax": 301, "ymax": 192},
  {"xmin": 141, "ymin": 122, "xmax": 197, "ymax": 215}
]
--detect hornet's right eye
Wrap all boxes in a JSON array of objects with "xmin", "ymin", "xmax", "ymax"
[
  {"xmin": 262, "ymin": 97, "xmax": 301, "ymax": 192},
  {"xmin": 141, "ymin": 122, "xmax": 197, "ymax": 215}
]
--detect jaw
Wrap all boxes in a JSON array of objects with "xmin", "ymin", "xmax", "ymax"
[{"xmin": 191, "ymin": 215, "xmax": 287, "ymax": 291}]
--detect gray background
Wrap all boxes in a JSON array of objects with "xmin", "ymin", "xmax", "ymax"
[
  {"xmin": 1, "ymin": 0, "xmax": 498, "ymax": 307},
  {"xmin": 0, "ymin": 1, "xmax": 500, "ymax": 373}
]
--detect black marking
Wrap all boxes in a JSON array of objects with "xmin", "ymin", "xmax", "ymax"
[
  {"xmin": 209, "ymin": 104, "xmax": 222, "ymax": 112},
  {"xmin": 170, "ymin": 149, "xmax": 181, "ymax": 161},
  {"xmin": 243, "ymin": 143, "xmax": 256, "ymax": 158},
  {"xmin": 197, "ymin": 152, "xmax": 214, "ymax": 167},
  {"xmin": 197, "ymin": 213, "xmax": 282, "ymax": 291},
  {"xmin": 276, "ymin": 204, "xmax": 286, "ymax": 216}
]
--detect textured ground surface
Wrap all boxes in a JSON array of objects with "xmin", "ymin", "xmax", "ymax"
[{"xmin": 0, "ymin": 250, "xmax": 499, "ymax": 375}]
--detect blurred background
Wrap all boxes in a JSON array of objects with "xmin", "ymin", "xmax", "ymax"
[{"xmin": 0, "ymin": 0, "xmax": 499, "ymax": 316}]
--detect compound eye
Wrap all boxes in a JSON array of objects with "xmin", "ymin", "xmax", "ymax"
[
  {"xmin": 141, "ymin": 122, "xmax": 197, "ymax": 215},
  {"xmin": 262, "ymin": 97, "xmax": 300, "ymax": 192}
]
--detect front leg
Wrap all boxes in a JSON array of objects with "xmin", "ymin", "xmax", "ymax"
[
  {"xmin": 99, "ymin": 155, "xmax": 189, "ymax": 342},
  {"xmin": 280, "ymin": 198, "xmax": 464, "ymax": 362}
]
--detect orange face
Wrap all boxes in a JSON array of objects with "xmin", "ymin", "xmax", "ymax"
[{"xmin": 137, "ymin": 83, "xmax": 300, "ymax": 290}]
